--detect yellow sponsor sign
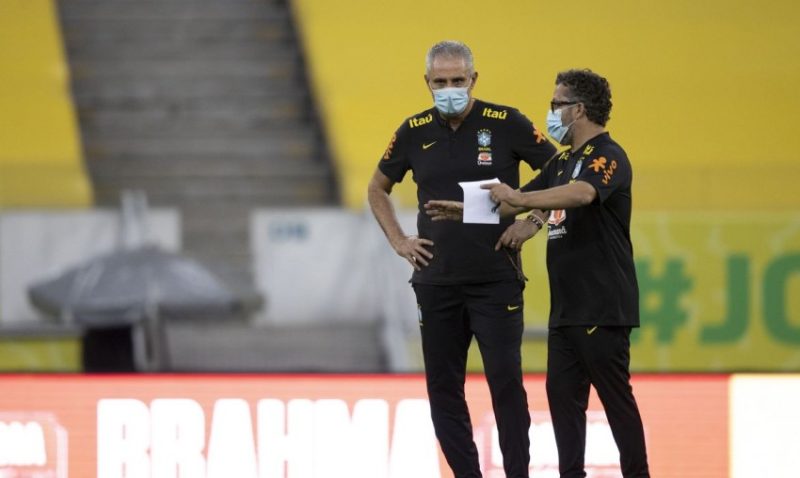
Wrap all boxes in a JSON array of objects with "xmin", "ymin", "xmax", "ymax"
[{"xmin": 471, "ymin": 213, "xmax": 800, "ymax": 372}]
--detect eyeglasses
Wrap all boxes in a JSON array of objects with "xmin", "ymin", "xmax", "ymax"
[{"xmin": 550, "ymin": 100, "xmax": 579, "ymax": 112}]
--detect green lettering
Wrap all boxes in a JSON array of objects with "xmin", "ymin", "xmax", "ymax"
[
  {"xmin": 635, "ymin": 258, "xmax": 693, "ymax": 344},
  {"xmin": 700, "ymin": 255, "xmax": 749, "ymax": 343},
  {"xmin": 763, "ymin": 253, "xmax": 800, "ymax": 344}
]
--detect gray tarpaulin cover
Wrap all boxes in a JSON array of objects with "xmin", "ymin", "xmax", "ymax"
[{"xmin": 28, "ymin": 245, "xmax": 239, "ymax": 327}]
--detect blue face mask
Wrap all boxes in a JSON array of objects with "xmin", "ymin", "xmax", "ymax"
[
  {"xmin": 433, "ymin": 87, "xmax": 470, "ymax": 116},
  {"xmin": 546, "ymin": 107, "xmax": 577, "ymax": 144}
]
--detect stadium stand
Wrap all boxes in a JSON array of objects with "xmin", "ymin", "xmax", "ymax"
[
  {"xmin": 58, "ymin": 0, "xmax": 339, "ymax": 298},
  {"xmin": 290, "ymin": 0, "xmax": 800, "ymax": 372},
  {"xmin": 292, "ymin": 0, "xmax": 800, "ymax": 212},
  {"xmin": 0, "ymin": 0, "xmax": 93, "ymax": 371},
  {"xmin": 47, "ymin": 0, "xmax": 386, "ymax": 372},
  {"xmin": 2, "ymin": 0, "xmax": 798, "ymax": 374},
  {"xmin": 0, "ymin": 0, "xmax": 91, "ymax": 207}
]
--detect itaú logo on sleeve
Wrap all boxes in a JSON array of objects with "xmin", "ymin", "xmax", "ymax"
[
  {"xmin": 97, "ymin": 398, "xmax": 440, "ymax": 478},
  {"xmin": 0, "ymin": 412, "xmax": 68, "ymax": 478}
]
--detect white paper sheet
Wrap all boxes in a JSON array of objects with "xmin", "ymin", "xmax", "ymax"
[{"xmin": 458, "ymin": 178, "xmax": 501, "ymax": 224}]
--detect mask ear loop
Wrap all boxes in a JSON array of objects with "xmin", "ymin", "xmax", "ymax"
[
  {"xmin": 565, "ymin": 101, "xmax": 584, "ymax": 127},
  {"xmin": 555, "ymin": 104, "xmax": 579, "ymax": 144}
]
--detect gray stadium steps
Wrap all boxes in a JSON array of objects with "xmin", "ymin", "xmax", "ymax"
[{"xmin": 56, "ymin": 0, "xmax": 364, "ymax": 372}]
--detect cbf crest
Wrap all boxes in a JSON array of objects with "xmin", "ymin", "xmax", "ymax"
[
  {"xmin": 477, "ymin": 129, "xmax": 492, "ymax": 166},
  {"xmin": 477, "ymin": 129, "xmax": 492, "ymax": 147}
]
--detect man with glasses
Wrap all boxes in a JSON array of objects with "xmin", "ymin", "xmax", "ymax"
[
  {"xmin": 427, "ymin": 69, "xmax": 650, "ymax": 477},
  {"xmin": 367, "ymin": 40, "xmax": 556, "ymax": 478}
]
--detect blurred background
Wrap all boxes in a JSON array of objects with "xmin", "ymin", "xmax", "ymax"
[
  {"xmin": 1, "ymin": 1, "xmax": 799, "ymax": 476},
  {"xmin": 1, "ymin": 0, "xmax": 799, "ymax": 373}
]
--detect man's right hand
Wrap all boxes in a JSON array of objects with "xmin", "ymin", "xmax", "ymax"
[
  {"xmin": 424, "ymin": 200, "xmax": 464, "ymax": 221},
  {"xmin": 393, "ymin": 235, "xmax": 435, "ymax": 271}
]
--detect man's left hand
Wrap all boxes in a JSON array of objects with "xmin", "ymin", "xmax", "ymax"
[
  {"xmin": 496, "ymin": 219, "xmax": 540, "ymax": 251},
  {"xmin": 424, "ymin": 200, "xmax": 464, "ymax": 221}
]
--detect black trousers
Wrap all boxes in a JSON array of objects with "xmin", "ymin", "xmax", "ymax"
[
  {"xmin": 414, "ymin": 280, "xmax": 530, "ymax": 478},
  {"xmin": 546, "ymin": 326, "xmax": 650, "ymax": 478}
]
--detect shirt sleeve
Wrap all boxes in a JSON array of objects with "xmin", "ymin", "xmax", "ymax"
[
  {"xmin": 377, "ymin": 122, "xmax": 411, "ymax": 183},
  {"xmin": 508, "ymin": 109, "xmax": 558, "ymax": 171},
  {"xmin": 520, "ymin": 160, "xmax": 552, "ymax": 192},
  {"xmin": 577, "ymin": 145, "xmax": 632, "ymax": 203}
]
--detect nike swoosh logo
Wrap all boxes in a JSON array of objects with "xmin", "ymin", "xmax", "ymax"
[
  {"xmin": 586, "ymin": 326, "xmax": 598, "ymax": 335},
  {"xmin": 507, "ymin": 305, "xmax": 520, "ymax": 311},
  {"xmin": 422, "ymin": 141, "xmax": 437, "ymax": 150}
]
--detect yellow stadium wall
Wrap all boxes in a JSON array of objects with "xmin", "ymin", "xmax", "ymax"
[
  {"xmin": 292, "ymin": 0, "xmax": 799, "ymax": 212},
  {"xmin": 0, "ymin": 0, "xmax": 92, "ymax": 208},
  {"xmin": 294, "ymin": 0, "xmax": 800, "ymax": 371}
]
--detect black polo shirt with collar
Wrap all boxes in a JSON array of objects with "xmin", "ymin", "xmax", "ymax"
[
  {"xmin": 521, "ymin": 132, "xmax": 639, "ymax": 327},
  {"xmin": 379, "ymin": 99, "xmax": 557, "ymax": 285}
]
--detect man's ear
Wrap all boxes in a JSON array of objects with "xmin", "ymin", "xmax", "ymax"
[
  {"xmin": 470, "ymin": 71, "xmax": 479, "ymax": 90},
  {"xmin": 576, "ymin": 102, "xmax": 588, "ymax": 120}
]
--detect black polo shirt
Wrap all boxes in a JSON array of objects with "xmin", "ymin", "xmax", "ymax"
[
  {"xmin": 521, "ymin": 132, "xmax": 638, "ymax": 327},
  {"xmin": 379, "ymin": 99, "xmax": 557, "ymax": 284}
]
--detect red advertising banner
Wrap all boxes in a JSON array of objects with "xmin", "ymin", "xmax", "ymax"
[{"xmin": 0, "ymin": 374, "xmax": 727, "ymax": 478}]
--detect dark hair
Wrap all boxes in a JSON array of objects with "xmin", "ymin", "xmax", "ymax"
[{"xmin": 556, "ymin": 69, "xmax": 612, "ymax": 126}]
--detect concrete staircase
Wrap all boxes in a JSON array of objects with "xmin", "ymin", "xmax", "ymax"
[{"xmin": 58, "ymin": 0, "xmax": 339, "ymax": 301}]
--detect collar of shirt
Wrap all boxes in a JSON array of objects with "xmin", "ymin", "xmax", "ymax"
[{"xmin": 433, "ymin": 99, "xmax": 484, "ymax": 130}]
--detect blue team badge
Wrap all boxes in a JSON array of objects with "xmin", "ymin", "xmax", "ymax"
[{"xmin": 477, "ymin": 129, "xmax": 492, "ymax": 147}]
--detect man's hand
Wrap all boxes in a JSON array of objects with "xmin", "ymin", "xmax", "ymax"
[
  {"xmin": 496, "ymin": 219, "xmax": 541, "ymax": 251},
  {"xmin": 393, "ymin": 235, "xmax": 434, "ymax": 271},
  {"xmin": 481, "ymin": 182, "xmax": 522, "ymax": 207},
  {"xmin": 424, "ymin": 200, "xmax": 464, "ymax": 221}
]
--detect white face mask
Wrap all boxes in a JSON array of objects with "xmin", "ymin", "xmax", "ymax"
[
  {"xmin": 433, "ymin": 87, "xmax": 470, "ymax": 116},
  {"xmin": 546, "ymin": 105, "xmax": 578, "ymax": 144}
]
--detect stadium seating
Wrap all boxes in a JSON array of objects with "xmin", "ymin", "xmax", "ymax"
[
  {"xmin": 0, "ymin": 0, "xmax": 91, "ymax": 208},
  {"xmin": 291, "ymin": 0, "xmax": 800, "ymax": 372},
  {"xmin": 292, "ymin": 0, "xmax": 800, "ymax": 212},
  {"xmin": 57, "ymin": 0, "xmax": 338, "ymax": 297}
]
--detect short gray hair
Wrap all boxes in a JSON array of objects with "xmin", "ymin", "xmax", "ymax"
[{"xmin": 425, "ymin": 40, "xmax": 474, "ymax": 74}]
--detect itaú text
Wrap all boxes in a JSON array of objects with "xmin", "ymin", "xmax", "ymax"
[{"xmin": 97, "ymin": 398, "xmax": 440, "ymax": 478}]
